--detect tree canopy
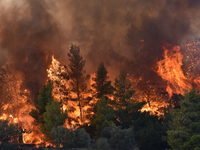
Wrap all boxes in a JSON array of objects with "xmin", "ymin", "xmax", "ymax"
[{"xmin": 167, "ymin": 89, "xmax": 200, "ymax": 150}]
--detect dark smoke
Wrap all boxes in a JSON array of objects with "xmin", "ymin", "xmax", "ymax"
[
  {"xmin": 0, "ymin": 0, "xmax": 200, "ymax": 98},
  {"xmin": 0, "ymin": 0, "xmax": 66, "ymax": 98}
]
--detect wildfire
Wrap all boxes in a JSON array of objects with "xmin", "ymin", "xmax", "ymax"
[
  {"xmin": 0, "ymin": 40, "xmax": 200, "ymax": 147},
  {"xmin": 47, "ymin": 55, "xmax": 69, "ymax": 101},
  {"xmin": 157, "ymin": 44, "xmax": 192, "ymax": 97},
  {"xmin": 47, "ymin": 55, "xmax": 83, "ymax": 127},
  {"xmin": 0, "ymin": 63, "xmax": 48, "ymax": 146}
]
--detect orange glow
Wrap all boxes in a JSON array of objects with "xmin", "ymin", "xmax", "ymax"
[
  {"xmin": 0, "ymin": 63, "xmax": 48, "ymax": 146},
  {"xmin": 157, "ymin": 45, "xmax": 192, "ymax": 97},
  {"xmin": 47, "ymin": 56, "xmax": 95, "ymax": 126},
  {"xmin": 47, "ymin": 55, "xmax": 68, "ymax": 101},
  {"xmin": 47, "ymin": 56, "xmax": 82, "ymax": 126},
  {"xmin": 1, "ymin": 40, "xmax": 200, "ymax": 146}
]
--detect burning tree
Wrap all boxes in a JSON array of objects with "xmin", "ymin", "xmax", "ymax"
[
  {"xmin": 67, "ymin": 44, "xmax": 91, "ymax": 124},
  {"xmin": 47, "ymin": 55, "xmax": 69, "ymax": 103}
]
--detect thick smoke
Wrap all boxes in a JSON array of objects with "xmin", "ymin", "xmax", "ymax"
[
  {"xmin": 55, "ymin": 0, "xmax": 200, "ymax": 74},
  {"xmin": 0, "ymin": 0, "xmax": 200, "ymax": 98},
  {"xmin": 0, "ymin": 0, "xmax": 66, "ymax": 98}
]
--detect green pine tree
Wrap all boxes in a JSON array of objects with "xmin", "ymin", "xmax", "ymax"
[
  {"xmin": 40, "ymin": 100, "xmax": 67, "ymax": 142},
  {"xmin": 29, "ymin": 80, "xmax": 54, "ymax": 124},
  {"xmin": 167, "ymin": 89, "xmax": 200, "ymax": 150},
  {"xmin": 29, "ymin": 80, "xmax": 67, "ymax": 143},
  {"xmin": 92, "ymin": 62, "xmax": 114, "ymax": 99},
  {"xmin": 90, "ymin": 96, "xmax": 115, "ymax": 138},
  {"xmin": 114, "ymin": 71, "xmax": 135, "ymax": 109}
]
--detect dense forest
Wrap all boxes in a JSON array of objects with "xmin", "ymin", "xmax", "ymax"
[{"xmin": 0, "ymin": 44, "xmax": 200, "ymax": 150}]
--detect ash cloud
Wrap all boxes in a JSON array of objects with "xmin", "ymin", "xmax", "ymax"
[{"xmin": 0, "ymin": 0, "xmax": 200, "ymax": 97}]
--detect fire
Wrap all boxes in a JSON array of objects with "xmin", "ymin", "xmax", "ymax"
[
  {"xmin": 0, "ymin": 63, "xmax": 48, "ymax": 146},
  {"xmin": 47, "ymin": 55, "xmax": 82, "ymax": 127},
  {"xmin": 47, "ymin": 56, "xmax": 97, "ymax": 126},
  {"xmin": 0, "ymin": 41, "xmax": 199, "ymax": 147},
  {"xmin": 47, "ymin": 55, "xmax": 68, "ymax": 101},
  {"xmin": 157, "ymin": 44, "xmax": 192, "ymax": 97}
]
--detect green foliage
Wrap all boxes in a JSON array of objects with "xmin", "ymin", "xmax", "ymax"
[
  {"xmin": 68, "ymin": 44, "xmax": 91, "ymax": 123},
  {"xmin": 96, "ymin": 137, "xmax": 110, "ymax": 150},
  {"xmin": 50, "ymin": 126, "xmax": 90, "ymax": 148},
  {"xmin": 109, "ymin": 127, "xmax": 135, "ymax": 150},
  {"xmin": 183, "ymin": 135, "xmax": 200, "ymax": 150},
  {"xmin": 51, "ymin": 126, "xmax": 75, "ymax": 148},
  {"xmin": 40, "ymin": 100, "xmax": 67, "ymax": 141},
  {"xmin": 114, "ymin": 101, "xmax": 146, "ymax": 128},
  {"xmin": 114, "ymin": 71, "xmax": 135, "ymax": 108},
  {"xmin": 74, "ymin": 128, "xmax": 91, "ymax": 148},
  {"xmin": 114, "ymin": 100, "xmax": 169, "ymax": 150},
  {"xmin": 30, "ymin": 80, "xmax": 54, "ymax": 124},
  {"xmin": 92, "ymin": 62, "xmax": 114, "ymax": 99},
  {"xmin": 167, "ymin": 89, "xmax": 200, "ymax": 150},
  {"xmin": 90, "ymin": 97, "xmax": 115, "ymax": 138},
  {"xmin": 135, "ymin": 116, "xmax": 169, "ymax": 150},
  {"xmin": 29, "ymin": 81, "xmax": 67, "ymax": 143},
  {"xmin": 0, "ymin": 120, "xmax": 20, "ymax": 150},
  {"xmin": 0, "ymin": 120, "xmax": 20, "ymax": 143}
]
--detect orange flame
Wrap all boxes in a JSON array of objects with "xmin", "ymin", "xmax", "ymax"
[{"xmin": 157, "ymin": 45, "xmax": 192, "ymax": 97}]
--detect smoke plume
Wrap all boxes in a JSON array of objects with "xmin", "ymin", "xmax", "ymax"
[{"xmin": 0, "ymin": 0, "xmax": 200, "ymax": 97}]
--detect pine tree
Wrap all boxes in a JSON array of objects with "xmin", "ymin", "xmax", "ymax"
[
  {"xmin": 92, "ymin": 62, "xmax": 114, "ymax": 99},
  {"xmin": 167, "ymin": 89, "xmax": 200, "ymax": 150},
  {"xmin": 114, "ymin": 71, "xmax": 135, "ymax": 109},
  {"xmin": 30, "ymin": 80, "xmax": 54, "ymax": 124},
  {"xmin": 68, "ymin": 44, "xmax": 91, "ymax": 124},
  {"xmin": 29, "ymin": 81, "xmax": 67, "ymax": 143},
  {"xmin": 40, "ymin": 100, "xmax": 67, "ymax": 142},
  {"xmin": 90, "ymin": 96, "xmax": 115, "ymax": 138},
  {"xmin": 87, "ymin": 62, "xmax": 114, "ymax": 121},
  {"xmin": 47, "ymin": 56, "xmax": 69, "ymax": 103}
]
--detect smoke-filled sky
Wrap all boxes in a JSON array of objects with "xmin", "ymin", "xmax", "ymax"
[{"xmin": 0, "ymin": 0, "xmax": 200, "ymax": 96}]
